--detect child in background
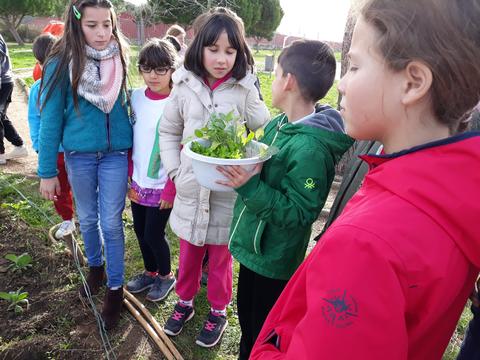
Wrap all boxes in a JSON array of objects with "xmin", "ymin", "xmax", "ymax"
[
  {"xmin": 159, "ymin": 11, "xmax": 269, "ymax": 347},
  {"xmin": 32, "ymin": 21, "xmax": 64, "ymax": 81},
  {"xmin": 218, "ymin": 40, "xmax": 354, "ymax": 359},
  {"xmin": 0, "ymin": 33, "xmax": 28, "ymax": 164},
  {"xmin": 125, "ymin": 38, "xmax": 178, "ymax": 302},
  {"xmin": 164, "ymin": 35, "xmax": 181, "ymax": 53},
  {"xmin": 166, "ymin": 24, "xmax": 187, "ymax": 57},
  {"xmin": 250, "ymin": 0, "xmax": 480, "ymax": 358},
  {"xmin": 38, "ymin": 0, "xmax": 132, "ymax": 330},
  {"xmin": 29, "ymin": 33, "xmax": 76, "ymax": 239}
]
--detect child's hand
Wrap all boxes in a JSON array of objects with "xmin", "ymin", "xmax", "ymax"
[
  {"xmin": 159, "ymin": 199, "xmax": 173, "ymax": 210},
  {"xmin": 40, "ymin": 177, "xmax": 61, "ymax": 201},
  {"xmin": 216, "ymin": 164, "xmax": 263, "ymax": 188}
]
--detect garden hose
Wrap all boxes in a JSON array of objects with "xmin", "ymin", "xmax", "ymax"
[
  {"xmin": 1, "ymin": 175, "xmax": 182, "ymax": 359},
  {"xmin": 48, "ymin": 225, "xmax": 117, "ymax": 360},
  {"xmin": 124, "ymin": 290, "xmax": 184, "ymax": 360},
  {"xmin": 124, "ymin": 298, "xmax": 176, "ymax": 360},
  {"xmin": 48, "ymin": 224, "xmax": 183, "ymax": 360},
  {"xmin": 48, "ymin": 224, "xmax": 86, "ymax": 266}
]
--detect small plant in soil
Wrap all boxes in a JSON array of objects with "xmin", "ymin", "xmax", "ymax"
[
  {"xmin": 5, "ymin": 252, "xmax": 33, "ymax": 272},
  {"xmin": 188, "ymin": 111, "xmax": 266, "ymax": 159},
  {"xmin": 0, "ymin": 288, "xmax": 30, "ymax": 314}
]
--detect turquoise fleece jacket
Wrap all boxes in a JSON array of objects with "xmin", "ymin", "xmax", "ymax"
[{"xmin": 38, "ymin": 59, "xmax": 132, "ymax": 179}]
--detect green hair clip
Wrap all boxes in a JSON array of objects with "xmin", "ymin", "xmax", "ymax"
[{"xmin": 73, "ymin": 5, "xmax": 82, "ymax": 20}]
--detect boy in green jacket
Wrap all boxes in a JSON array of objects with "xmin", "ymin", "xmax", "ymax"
[{"xmin": 217, "ymin": 40, "xmax": 354, "ymax": 359}]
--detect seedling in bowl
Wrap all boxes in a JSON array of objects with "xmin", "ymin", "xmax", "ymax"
[{"xmin": 189, "ymin": 111, "xmax": 265, "ymax": 159}]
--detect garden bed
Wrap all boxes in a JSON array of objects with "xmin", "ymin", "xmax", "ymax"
[{"xmin": 0, "ymin": 207, "xmax": 164, "ymax": 359}]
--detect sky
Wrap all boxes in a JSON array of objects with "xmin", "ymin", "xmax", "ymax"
[
  {"xmin": 277, "ymin": 0, "xmax": 351, "ymax": 42},
  {"xmin": 124, "ymin": 0, "xmax": 352, "ymax": 42}
]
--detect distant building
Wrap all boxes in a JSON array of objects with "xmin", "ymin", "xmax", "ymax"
[{"xmin": 23, "ymin": 14, "xmax": 341, "ymax": 51}]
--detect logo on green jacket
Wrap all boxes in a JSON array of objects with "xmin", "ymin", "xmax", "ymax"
[{"xmin": 304, "ymin": 178, "xmax": 315, "ymax": 190}]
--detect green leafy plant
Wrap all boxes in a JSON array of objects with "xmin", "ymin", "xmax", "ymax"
[
  {"xmin": 5, "ymin": 253, "xmax": 32, "ymax": 272},
  {"xmin": 188, "ymin": 111, "xmax": 265, "ymax": 159},
  {"xmin": 0, "ymin": 289, "xmax": 29, "ymax": 314}
]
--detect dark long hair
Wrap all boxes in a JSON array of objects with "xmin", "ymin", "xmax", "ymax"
[
  {"xmin": 184, "ymin": 11, "xmax": 254, "ymax": 80},
  {"xmin": 40, "ymin": 0, "xmax": 129, "ymax": 110}
]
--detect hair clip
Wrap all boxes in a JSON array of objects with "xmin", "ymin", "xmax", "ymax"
[{"xmin": 73, "ymin": 5, "xmax": 82, "ymax": 20}]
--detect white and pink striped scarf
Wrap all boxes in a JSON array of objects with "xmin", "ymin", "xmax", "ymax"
[{"xmin": 70, "ymin": 40, "xmax": 124, "ymax": 113}]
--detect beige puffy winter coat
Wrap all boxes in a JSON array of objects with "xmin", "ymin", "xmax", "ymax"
[{"xmin": 159, "ymin": 66, "xmax": 270, "ymax": 246}]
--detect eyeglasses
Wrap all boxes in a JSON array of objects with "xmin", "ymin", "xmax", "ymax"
[{"xmin": 138, "ymin": 65, "xmax": 171, "ymax": 75}]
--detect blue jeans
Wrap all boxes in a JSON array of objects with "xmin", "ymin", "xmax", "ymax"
[{"xmin": 65, "ymin": 150, "xmax": 128, "ymax": 288}]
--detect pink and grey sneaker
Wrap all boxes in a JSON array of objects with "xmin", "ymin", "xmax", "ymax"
[
  {"xmin": 164, "ymin": 302, "xmax": 195, "ymax": 336},
  {"xmin": 195, "ymin": 311, "xmax": 228, "ymax": 348}
]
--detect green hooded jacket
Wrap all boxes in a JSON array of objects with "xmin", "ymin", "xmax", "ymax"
[{"xmin": 229, "ymin": 105, "xmax": 354, "ymax": 280}]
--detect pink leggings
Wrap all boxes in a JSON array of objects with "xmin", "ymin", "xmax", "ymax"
[{"xmin": 176, "ymin": 239, "xmax": 232, "ymax": 310}]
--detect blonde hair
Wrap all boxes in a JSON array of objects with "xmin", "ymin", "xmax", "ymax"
[{"xmin": 166, "ymin": 24, "xmax": 186, "ymax": 37}]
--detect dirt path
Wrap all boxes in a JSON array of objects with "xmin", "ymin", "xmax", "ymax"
[{"xmin": 2, "ymin": 71, "xmax": 38, "ymax": 177}]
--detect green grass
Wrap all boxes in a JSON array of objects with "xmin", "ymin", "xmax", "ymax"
[
  {"xmin": 13, "ymin": 43, "xmax": 340, "ymax": 115},
  {"xmin": 24, "ymin": 77, "xmax": 35, "ymax": 88},
  {"xmin": 0, "ymin": 173, "xmax": 61, "ymax": 228},
  {"xmin": 7, "ymin": 43, "xmax": 37, "ymax": 69}
]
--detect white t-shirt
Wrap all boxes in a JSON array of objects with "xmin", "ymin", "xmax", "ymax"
[{"xmin": 131, "ymin": 87, "xmax": 169, "ymax": 189}]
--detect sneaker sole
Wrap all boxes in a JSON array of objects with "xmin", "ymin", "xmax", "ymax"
[
  {"xmin": 54, "ymin": 230, "xmax": 75, "ymax": 239},
  {"xmin": 164, "ymin": 309, "xmax": 195, "ymax": 336},
  {"xmin": 146, "ymin": 279, "xmax": 176, "ymax": 302},
  {"xmin": 126, "ymin": 284, "xmax": 154, "ymax": 294},
  {"xmin": 195, "ymin": 319, "xmax": 228, "ymax": 348}
]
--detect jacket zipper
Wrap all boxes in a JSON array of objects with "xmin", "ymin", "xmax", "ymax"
[
  {"xmin": 228, "ymin": 205, "xmax": 247, "ymax": 249},
  {"xmin": 253, "ymin": 220, "xmax": 264, "ymax": 254},
  {"xmin": 269, "ymin": 115, "xmax": 287, "ymax": 147},
  {"xmin": 106, "ymin": 113, "xmax": 111, "ymax": 151}
]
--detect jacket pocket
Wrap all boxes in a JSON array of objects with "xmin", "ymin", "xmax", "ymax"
[{"xmin": 253, "ymin": 220, "xmax": 266, "ymax": 255}]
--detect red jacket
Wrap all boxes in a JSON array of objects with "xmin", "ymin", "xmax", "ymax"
[{"xmin": 251, "ymin": 133, "xmax": 480, "ymax": 360}]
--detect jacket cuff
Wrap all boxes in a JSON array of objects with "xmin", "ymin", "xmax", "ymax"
[
  {"xmin": 160, "ymin": 177, "xmax": 176, "ymax": 203},
  {"xmin": 236, "ymin": 173, "xmax": 261, "ymax": 200},
  {"xmin": 37, "ymin": 171, "xmax": 59, "ymax": 179}
]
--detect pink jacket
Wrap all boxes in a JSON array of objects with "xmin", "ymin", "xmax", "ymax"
[{"xmin": 251, "ymin": 133, "xmax": 480, "ymax": 360}]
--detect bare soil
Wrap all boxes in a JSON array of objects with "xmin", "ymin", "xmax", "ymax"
[{"xmin": 0, "ymin": 208, "xmax": 165, "ymax": 360}]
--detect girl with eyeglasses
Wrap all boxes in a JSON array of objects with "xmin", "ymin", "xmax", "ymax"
[{"xmin": 125, "ymin": 38, "xmax": 178, "ymax": 304}]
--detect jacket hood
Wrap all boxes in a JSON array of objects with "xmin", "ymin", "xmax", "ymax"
[
  {"xmin": 279, "ymin": 104, "xmax": 354, "ymax": 161},
  {"xmin": 361, "ymin": 132, "xmax": 480, "ymax": 267}
]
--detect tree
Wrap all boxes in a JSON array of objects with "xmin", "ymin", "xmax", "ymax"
[
  {"xmin": 336, "ymin": 6, "xmax": 356, "ymax": 174},
  {"xmin": 149, "ymin": 0, "xmax": 237, "ymax": 27},
  {"xmin": 338, "ymin": 6, "xmax": 356, "ymax": 108},
  {"xmin": 0, "ymin": 0, "xmax": 56, "ymax": 45},
  {"xmin": 248, "ymin": 0, "xmax": 283, "ymax": 42},
  {"xmin": 233, "ymin": 0, "xmax": 261, "ymax": 35}
]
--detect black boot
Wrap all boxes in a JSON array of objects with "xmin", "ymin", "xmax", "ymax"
[
  {"xmin": 101, "ymin": 287, "xmax": 124, "ymax": 330},
  {"xmin": 79, "ymin": 265, "xmax": 105, "ymax": 298}
]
